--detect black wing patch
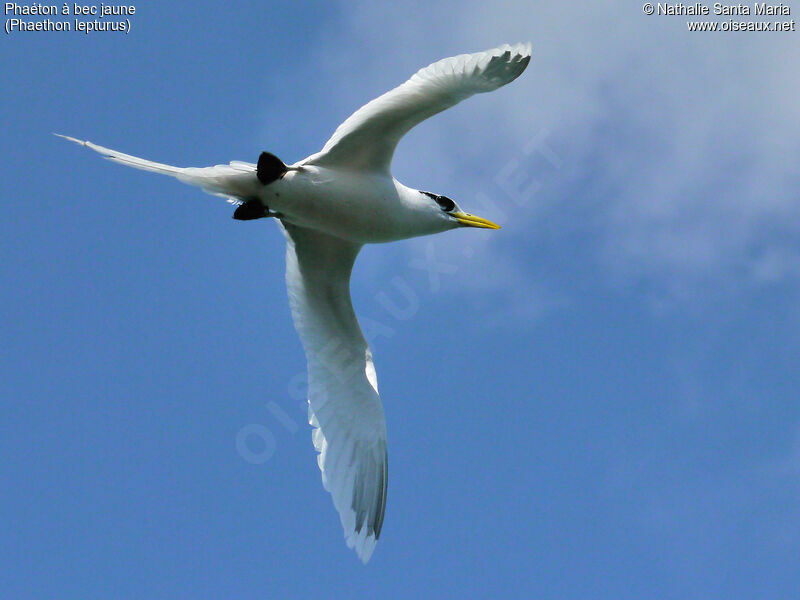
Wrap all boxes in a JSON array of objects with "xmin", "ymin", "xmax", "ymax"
[
  {"xmin": 233, "ymin": 199, "xmax": 270, "ymax": 220},
  {"xmin": 257, "ymin": 152, "xmax": 288, "ymax": 185}
]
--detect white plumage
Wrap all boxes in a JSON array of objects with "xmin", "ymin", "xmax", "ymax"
[
  {"xmin": 306, "ymin": 42, "xmax": 532, "ymax": 172},
  {"xmin": 59, "ymin": 43, "xmax": 532, "ymax": 563}
]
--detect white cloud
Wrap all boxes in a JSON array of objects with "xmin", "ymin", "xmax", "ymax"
[{"xmin": 307, "ymin": 0, "xmax": 800, "ymax": 321}]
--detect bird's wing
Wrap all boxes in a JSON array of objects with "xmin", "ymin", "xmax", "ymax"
[
  {"xmin": 279, "ymin": 221, "xmax": 388, "ymax": 563},
  {"xmin": 303, "ymin": 42, "xmax": 531, "ymax": 173}
]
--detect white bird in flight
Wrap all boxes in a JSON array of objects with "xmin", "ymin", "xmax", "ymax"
[{"xmin": 59, "ymin": 43, "xmax": 532, "ymax": 563}]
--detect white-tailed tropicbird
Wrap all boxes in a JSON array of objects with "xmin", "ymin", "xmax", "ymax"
[{"xmin": 58, "ymin": 43, "xmax": 532, "ymax": 563}]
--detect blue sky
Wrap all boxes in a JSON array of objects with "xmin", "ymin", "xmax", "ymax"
[{"xmin": 2, "ymin": 1, "xmax": 800, "ymax": 598}]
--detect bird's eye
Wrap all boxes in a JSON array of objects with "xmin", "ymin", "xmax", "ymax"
[
  {"xmin": 436, "ymin": 195, "xmax": 455, "ymax": 212},
  {"xmin": 421, "ymin": 191, "xmax": 456, "ymax": 212}
]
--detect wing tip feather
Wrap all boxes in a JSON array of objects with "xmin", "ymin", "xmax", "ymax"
[{"xmin": 309, "ymin": 405, "xmax": 387, "ymax": 564}]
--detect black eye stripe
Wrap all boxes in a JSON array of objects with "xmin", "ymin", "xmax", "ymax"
[
  {"xmin": 437, "ymin": 196, "xmax": 455, "ymax": 212},
  {"xmin": 421, "ymin": 191, "xmax": 455, "ymax": 212}
]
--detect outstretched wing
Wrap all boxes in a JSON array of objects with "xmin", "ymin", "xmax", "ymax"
[
  {"xmin": 279, "ymin": 221, "xmax": 388, "ymax": 563},
  {"xmin": 304, "ymin": 42, "xmax": 532, "ymax": 173}
]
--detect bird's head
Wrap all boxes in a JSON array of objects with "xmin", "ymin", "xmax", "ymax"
[{"xmin": 419, "ymin": 191, "xmax": 500, "ymax": 232}]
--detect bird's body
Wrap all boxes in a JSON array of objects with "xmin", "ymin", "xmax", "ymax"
[
  {"xmin": 260, "ymin": 167, "xmax": 451, "ymax": 243},
  {"xmin": 59, "ymin": 43, "xmax": 532, "ymax": 563}
]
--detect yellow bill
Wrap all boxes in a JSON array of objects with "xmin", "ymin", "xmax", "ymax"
[{"xmin": 451, "ymin": 211, "xmax": 501, "ymax": 230}]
